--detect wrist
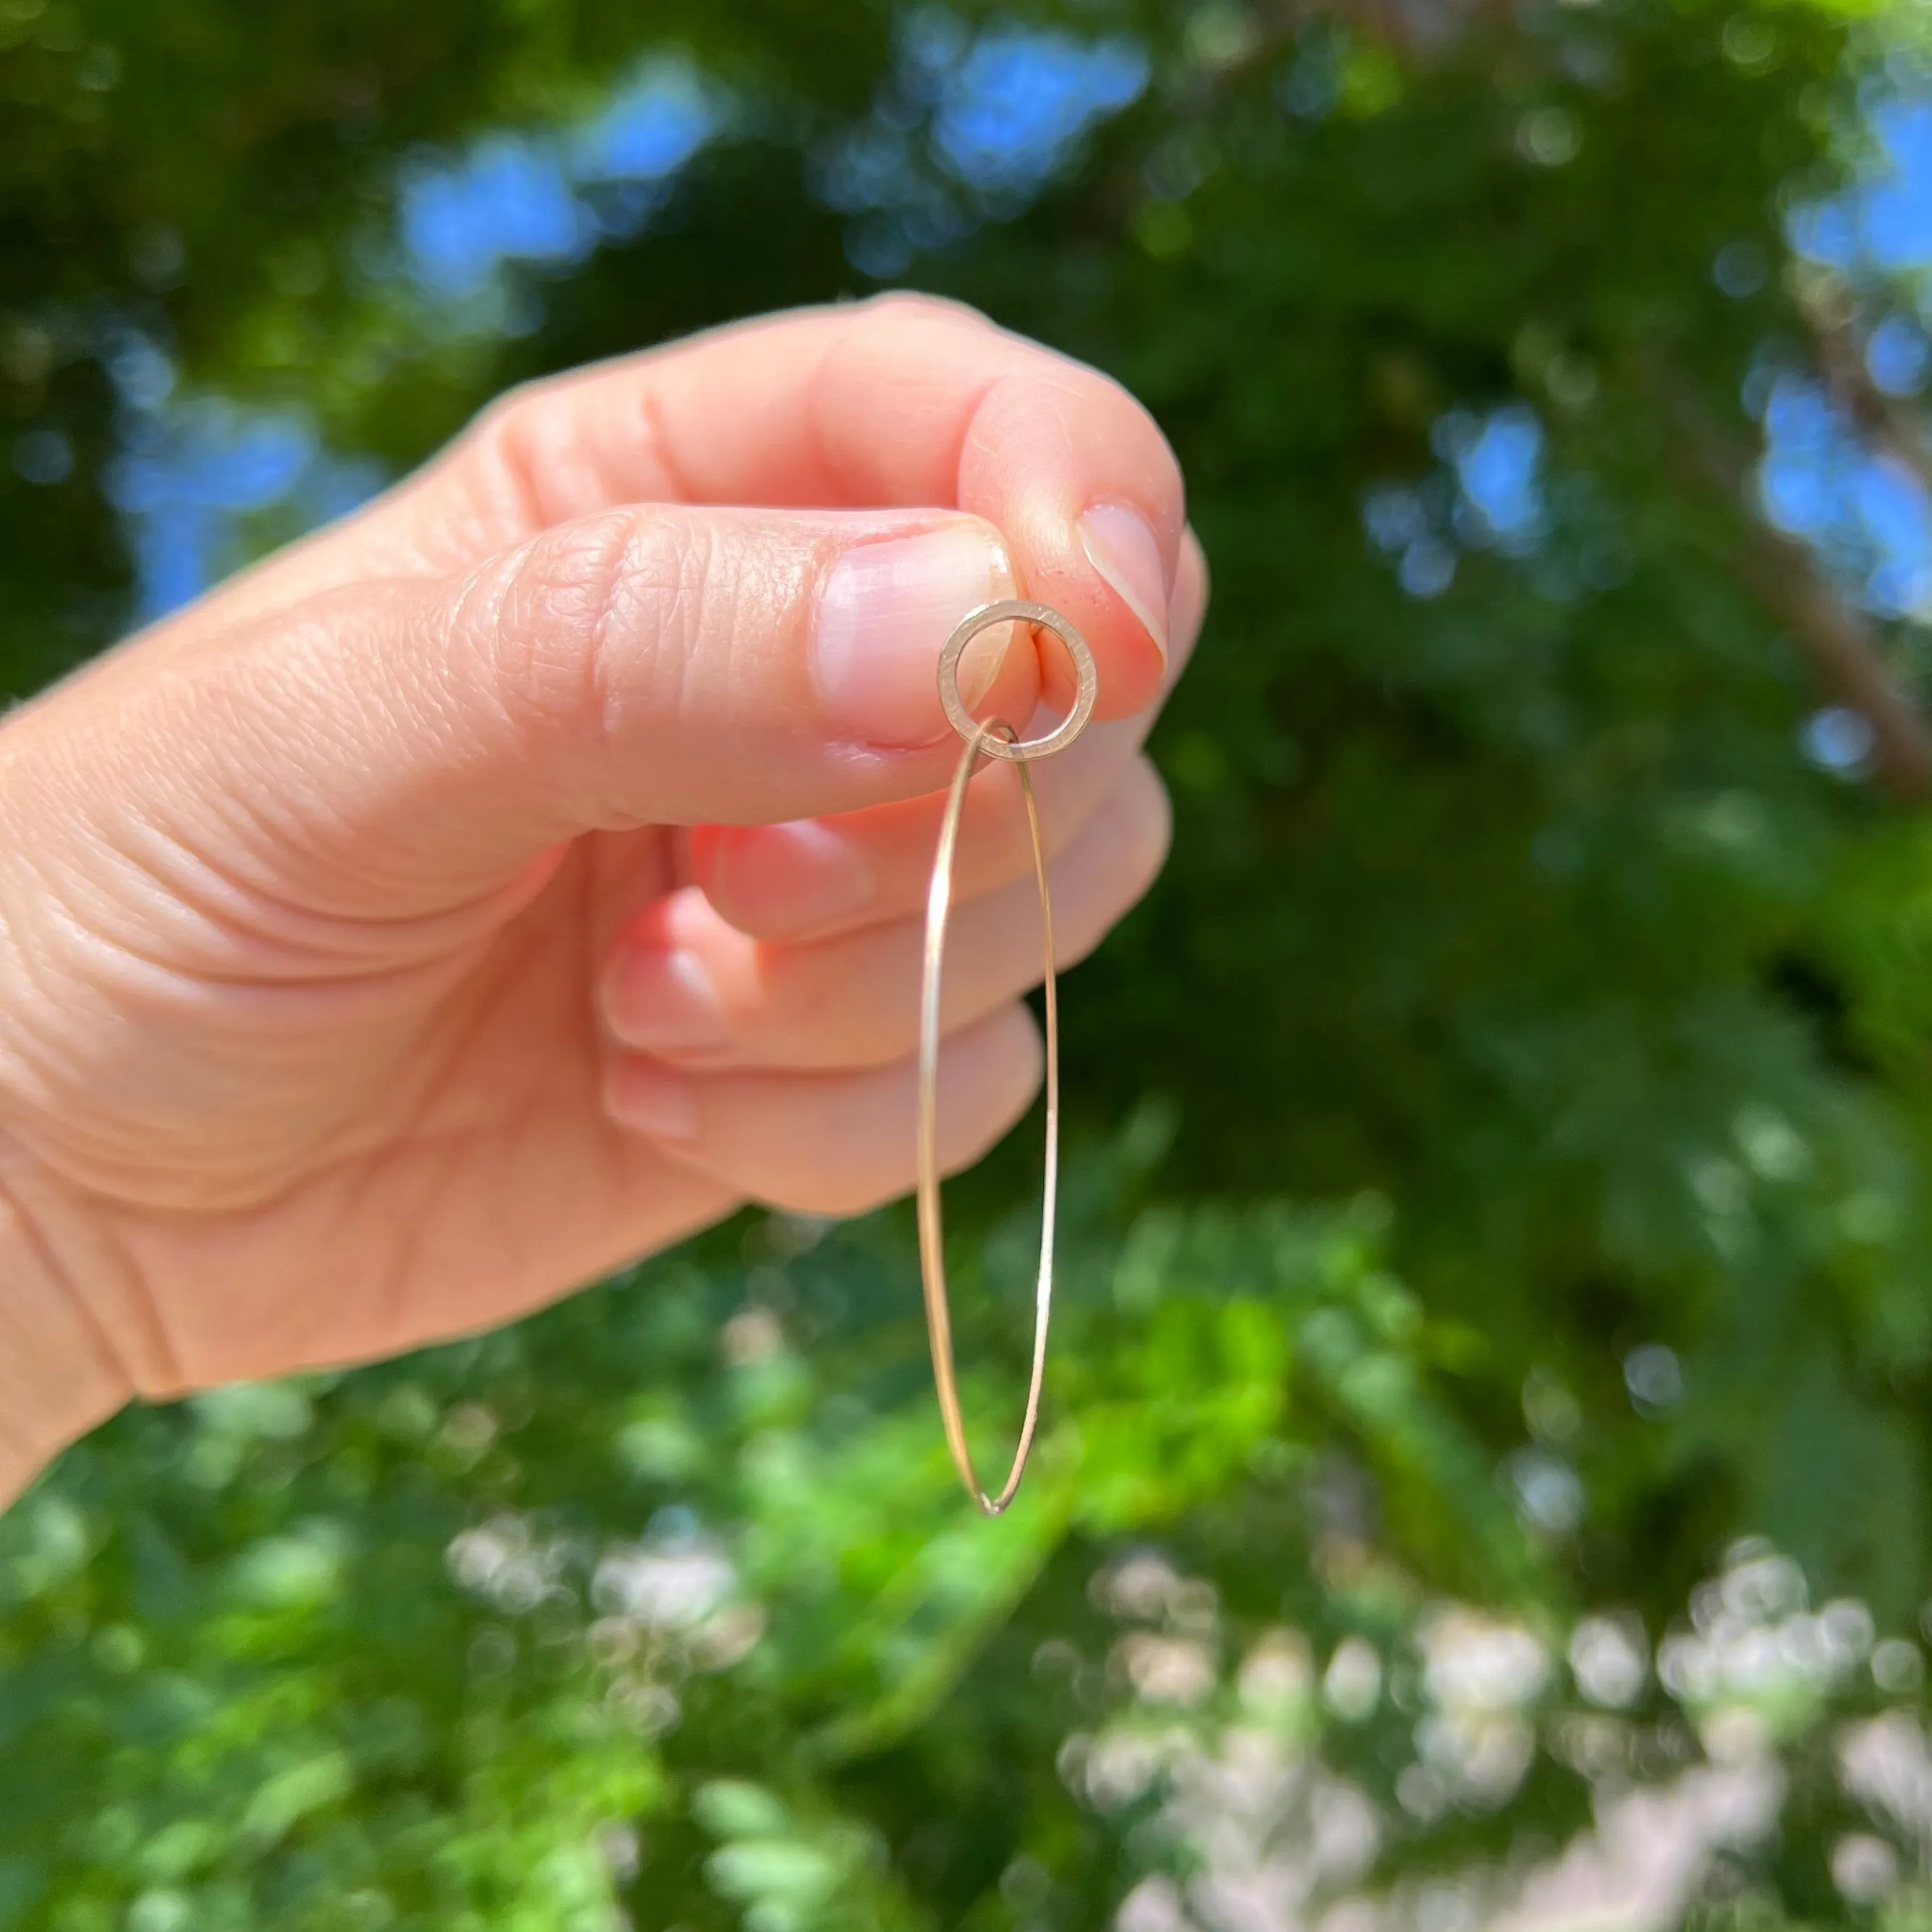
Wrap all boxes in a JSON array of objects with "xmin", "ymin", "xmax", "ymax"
[{"xmin": 0, "ymin": 1155, "xmax": 128, "ymax": 1509}]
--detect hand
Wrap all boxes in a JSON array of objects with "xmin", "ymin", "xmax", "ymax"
[{"xmin": 0, "ymin": 295, "xmax": 1204, "ymax": 1501}]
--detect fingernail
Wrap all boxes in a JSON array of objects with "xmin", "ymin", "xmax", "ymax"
[
  {"xmin": 711, "ymin": 819, "xmax": 877, "ymax": 935},
  {"xmin": 607, "ymin": 1060, "xmax": 700, "ymax": 1142},
  {"xmin": 607, "ymin": 944, "xmax": 731, "ymax": 1051},
  {"xmin": 1079, "ymin": 502, "xmax": 1169, "ymax": 661},
  {"xmin": 815, "ymin": 523, "xmax": 1016, "ymax": 746}
]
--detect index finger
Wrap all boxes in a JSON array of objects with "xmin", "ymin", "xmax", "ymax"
[{"xmin": 399, "ymin": 295, "xmax": 1182, "ymax": 722}]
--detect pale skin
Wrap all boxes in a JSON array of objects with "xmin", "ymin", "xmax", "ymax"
[{"xmin": 0, "ymin": 294, "xmax": 1205, "ymax": 1508}]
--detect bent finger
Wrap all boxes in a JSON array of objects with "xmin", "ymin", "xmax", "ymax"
[
  {"xmin": 191, "ymin": 295, "xmax": 1181, "ymax": 724},
  {"xmin": 604, "ymin": 758, "xmax": 1170, "ymax": 1071},
  {"xmin": 439, "ymin": 294, "xmax": 1180, "ymax": 717}
]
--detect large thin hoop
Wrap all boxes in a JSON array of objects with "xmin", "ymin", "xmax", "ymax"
[{"xmin": 917, "ymin": 601, "xmax": 1095, "ymax": 1515}]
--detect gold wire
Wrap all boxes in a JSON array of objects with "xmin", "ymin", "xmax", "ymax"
[{"xmin": 918, "ymin": 601, "xmax": 1095, "ymax": 1515}]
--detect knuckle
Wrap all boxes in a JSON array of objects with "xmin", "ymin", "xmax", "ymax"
[
  {"xmin": 466, "ymin": 381, "xmax": 536, "ymax": 458},
  {"xmin": 460, "ymin": 510, "xmax": 710, "ymax": 773},
  {"xmin": 473, "ymin": 512, "xmax": 636, "ymax": 740},
  {"xmin": 462, "ymin": 379, "xmax": 571, "ymax": 528},
  {"xmin": 858, "ymin": 289, "xmax": 991, "ymax": 334}
]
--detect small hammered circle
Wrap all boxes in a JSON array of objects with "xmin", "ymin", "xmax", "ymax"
[{"xmin": 937, "ymin": 599, "xmax": 1098, "ymax": 763}]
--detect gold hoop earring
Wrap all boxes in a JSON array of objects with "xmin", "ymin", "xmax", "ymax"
[{"xmin": 919, "ymin": 599, "xmax": 1098, "ymax": 1515}]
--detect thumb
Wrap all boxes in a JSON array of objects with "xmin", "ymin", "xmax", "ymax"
[{"xmin": 38, "ymin": 507, "xmax": 1055, "ymax": 916}]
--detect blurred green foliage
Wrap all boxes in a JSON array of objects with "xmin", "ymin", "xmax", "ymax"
[{"xmin": 9, "ymin": 0, "xmax": 1932, "ymax": 1923}]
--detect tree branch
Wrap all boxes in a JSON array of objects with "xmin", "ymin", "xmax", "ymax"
[
  {"xmin": 1658, "ymin": 368, "xmax": 1932, "ymax": 804},
  {"xmin": 1738, "ymin": 530, "xmax": 1932, "ymax": 801},
  {"xmin": 1801, "ymin": 279, "xmax": 1932, "ymax": 505}
]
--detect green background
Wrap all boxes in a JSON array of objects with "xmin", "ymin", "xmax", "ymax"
[{"xmin": 7, "ymin": 0, "xmax": 1932, "ymax": 1924}]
